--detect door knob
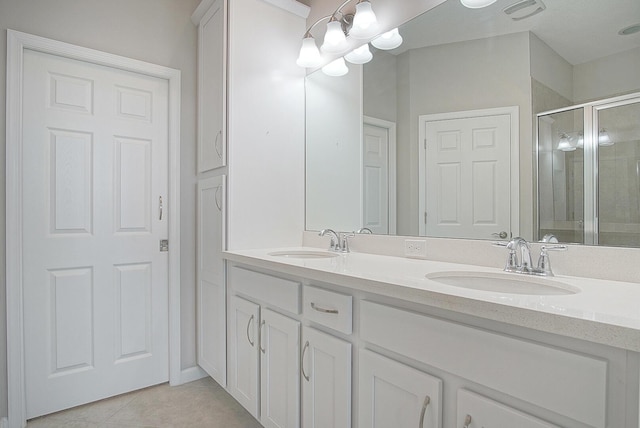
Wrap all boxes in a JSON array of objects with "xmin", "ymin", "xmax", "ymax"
[{"xmin": 492, "ymin": 231, "xmax": 508, "ymax": 239}]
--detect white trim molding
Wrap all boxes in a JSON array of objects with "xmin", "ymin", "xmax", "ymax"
[{"xmin": 5, "ymin": 29, "xmax": 182, "ymax": 428}]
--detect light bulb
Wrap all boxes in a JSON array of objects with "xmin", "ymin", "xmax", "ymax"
[
  {"xmin": 296, "ymin": 37, "xmax": 322, "ymax": 68},
  {"xmin": 345, "ymin": 44, "xmax": 373, "ymax": 64},
  {"xmin": 371, "ymin": 28, "xmax": 403, "ymax": 50},
  {"xmin": 576, "ymin": 132, "xmax": 584, "ymax": 149},
  {"xmin": 349, "ymin": 1, "xmax": 379, "ymax": 39},
  {"xmin": 321, "ymin": 20, "xmax": 348, "ymax": 54},
  {"xmin": 460, "ymin": 0, "xmax": 498, "ymax": 8},
  {"xmin": 557, "ymin": 134, "xmax": 575, "ymax": 152},
  {"xmin": 598, "ymin": 128, "xmax": 613, "ymax": 146},
  {"xmin": 322, "ymin": 57, "xmax": 349, "ymax": 77}
]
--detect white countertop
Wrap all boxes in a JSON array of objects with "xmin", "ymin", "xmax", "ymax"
[{"xmin": 224, "ymin": 247, "xmax": 640, "ymax": 352}]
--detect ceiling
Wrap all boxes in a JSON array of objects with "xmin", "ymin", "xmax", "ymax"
[{"xmin": 393, "ymin": 0, "xmax": 640, "ymax": 65}]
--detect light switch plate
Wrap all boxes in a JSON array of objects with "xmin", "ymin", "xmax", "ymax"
[{"xmin": 404, "ymin": 239, "xmax": 427, "ymax": 258}]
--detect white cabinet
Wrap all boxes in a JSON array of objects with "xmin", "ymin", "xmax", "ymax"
[
  {"xmin": 301, "ymin": 326, "xmax": 351, "ymax": 428},
  {"xmin": 359, "ymin": 349, "xmax": 442, "ymax": 428},
  {"xmin": 229, "ymin": 295, "xmax": 260, "ymax": 416},
  {"xmin": 228, "ymin": 267, "xmax": 301, "ymax": 427},
  {"xmin": 195, "ymin": 0, "xmax": 226, "ymax": 172},
  {"xmin": 457, "ymin": 389, "xmax": 559, "ymax": 428},
  {"xmin": 196, "ymin": 175, "xmax": 226, "ymax": 385},
  {"xmin": 260, "ymin": 309, "xmax": 300, "ymax": 428}
]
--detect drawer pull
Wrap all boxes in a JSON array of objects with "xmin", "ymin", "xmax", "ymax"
[
  {"xmin": 311, "ymin": 302, "xmax": 339, "ymax": 314},
  {"xmin": 214, "ymin": 130, "xmax": 222, "ymax": 159},
  {"xmin": 419, "ymin": 395, "xmax": 431, "ymax": 428},
  {"xmin": 259, "ymin": 320, "xmax": 266, "ymax": 354},
  {"xmin": 246, "ymin": 315, "xmax": 255, "ymax": 347},
  {"xmin": 301, "ymin": 340, "xmax": 310, "ymax": 381},
  {"xmin": 463, "ymin": 414, "xmax": 472, "ymax": 428}
]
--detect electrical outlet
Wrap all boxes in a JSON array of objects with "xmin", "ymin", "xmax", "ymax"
[{"xmin": 404, "ymin": 239, "xmax": 427, "ymax": 258}]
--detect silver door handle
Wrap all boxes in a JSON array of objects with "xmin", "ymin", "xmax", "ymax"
[
  {"xmin": 491, "ymin": 231, "xmax": 508, "ymax": 239},
  {"xmin": 310, "ymin": 302, "xmax": 339, "ymax": 314},
  {"xmin": 214, "ymin": 186, "xmax": 222, "ymax": 211},
  {"xmin": 419, "ymin": 395, "xmax": 430, "ymax": 428},
  {"xmin": 159, "ymin": 196, "xmax": 163, "ymax": 220},
  {"xmin": 246, "ymin": 315, "xmax": 254, "ymax": 347},
  {"xmin": 301, "ymin": 340, "xmax": 310, "ymax": 381},
  {"xmin": 214, "ymin": 130, "xmax": 222, "ymax": 159},
  {"xmin": 259, "ymin": 320, "xmax": 265, "ymax": 354},
  {"xmin": 463, "ymin": 414, "xmax": 472, "ymax": 428}
]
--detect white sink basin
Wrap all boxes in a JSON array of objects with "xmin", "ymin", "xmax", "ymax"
[
  {"xmin": 268, "ymin": 250, "xmax": 340, "ymax": 259},
  {"xmin": 426, "ymin": 271, "xmax": 579, "ymax": 295}
]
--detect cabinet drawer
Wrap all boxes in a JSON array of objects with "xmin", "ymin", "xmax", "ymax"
[
  {"xmin": 229, "ymin": 266, "xmax": 300, "ymax": 314},
  {"xmin": 360, "ymin": 301, "xmax": 607, "ymax": 428},
  {"xmin": 457, "ymin": 389, "xmax": 559, "ymax": 428},
  {"xmin": 303, "ymin": 285, "xmax": 352, "ymax": 334}
]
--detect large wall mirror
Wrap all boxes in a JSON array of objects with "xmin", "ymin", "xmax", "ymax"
[{"xmin": 305, "ymin": 0, "xmax": 640, "ymax": 246}]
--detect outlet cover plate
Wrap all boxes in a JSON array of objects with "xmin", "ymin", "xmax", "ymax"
[{"xmin": 404, "ymin": 239, "xmax": 427, "ymax": 258}]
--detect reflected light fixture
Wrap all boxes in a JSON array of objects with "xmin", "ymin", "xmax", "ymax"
[
  {"xmin": 460, "ymin": 0, "xmax": 498, "ymax": 8},
  {"xmin": 557, "ymin": 133, "xmax": 576, "ymax": 152},
  {"xmin": 371, "ymin": 28, "xmax": 403, "ymax": 50},
  {"xmin": 576, "ymin": 132, "xmax": 584, "ymax": 149},
  {"xmin": 345, "ymin": 43, "xmax": 373, "ymax": 64},
  {"xmin": 322, "ymin": 57, "xmax": 349, "ymax": 76},
  {"xmin": 598, "ymin": 128, "xmax": 613, "ymax": 146},
  {"xmin": 297, "ymin": 0, "xmax": 385, "ymax": 72}
]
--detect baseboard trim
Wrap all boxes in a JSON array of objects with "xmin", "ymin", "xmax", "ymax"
[{"xmin": 176, "ymin": 366, "xmax": 208, "ymax": 385}]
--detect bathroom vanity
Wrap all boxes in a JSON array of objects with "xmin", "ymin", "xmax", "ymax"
[{"xmin": 223, "ymin": 248, "xmax": 640, "ymax": 428}]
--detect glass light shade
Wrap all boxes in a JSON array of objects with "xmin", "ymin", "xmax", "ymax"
[
  {"xmin": 460, "ymin": 0, "xmax": 498, "ymax": 8},
  {"xmin": 557, "ymin": 135, "xmax": 575, "ymax": 152},
  {"xmin": 322, "ymin": 57, "xmax": 349, "ymax": 77},
  {"xmin": 576, "ymin": 132, "xmax": 584, "ymax": 149},
  {"xmin": 345, "ymin": 44, "xmax": 373, "ymax": 64},
  {"xmin": 321, "ymin": 20, "xmax": 348, "ymax": 54},
  {"xmin": 349, "ymin": 1, "xmax": 379, "ymax": 39},
  {"xmin": 598, "ymin": 129, "xmax": 613, "ymax": 146},
  {"xmin": 296, "ymin": 37, "xmax": 322, "ymax": 68},
  {"xmin": 371, "ymin": 28, "xmax": 403, "ymax": 50}
]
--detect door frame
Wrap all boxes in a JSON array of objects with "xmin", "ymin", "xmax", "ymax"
[
  {"xmin": 6, "ymin": 30, "xmax": 182, "ymax": 427},
  {"xmin": 363, "ymin": 116, "xmax": 397, "ymax": 234},
  {"xmin": 418, "ymin": 106, "xmax": 520, "ymax": 237}
]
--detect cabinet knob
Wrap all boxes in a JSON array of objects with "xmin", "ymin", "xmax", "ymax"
[{"xmin": 463, "ymin": 414, "xmax": 472, "ymax": 428}]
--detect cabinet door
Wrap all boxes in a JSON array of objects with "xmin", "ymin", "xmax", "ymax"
[
  {"xmin": 229, "ymin": 296, "xmax": 260, "ymax": 418},
  {"xmin": 196, "ymin": 175, "xmax": 226, "ymax": 385},
  {"xmin": 197, "ymin": 0, "xmax": 226, "ymax": 172},
  {"xmin": 261, "ymin": 308, "xmax": 300, "ymax": 428},
  {"xmin": 359, "ymin": 349, "xmax": 442, "ymax": 428},
  {"xmin": 457, "ymin": 389, "xmax": 559, "ymax": 428},
  {"xmin": 301, "ymin": 327, "xmax": 351, "ymax": 428}
]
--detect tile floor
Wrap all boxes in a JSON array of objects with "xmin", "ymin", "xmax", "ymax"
[{"xmin": 26, "ymin": 377, "xmax": 262, "ymax": 428}]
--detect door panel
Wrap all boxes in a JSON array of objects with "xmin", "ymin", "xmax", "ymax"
[
  {"xmin": 363, "ymin": 123, "xmax": 390, "ymax": 234},
  {"xmin": 22, "ymin": 49, "xmax": 169, "ymax": 418}
]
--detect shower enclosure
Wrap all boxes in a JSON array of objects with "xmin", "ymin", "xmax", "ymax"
[{"xmin": 537, "ymin": 93, "xmax": 640, "ymax": 247}]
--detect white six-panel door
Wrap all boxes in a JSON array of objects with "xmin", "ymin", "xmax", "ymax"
[
  {"xmin": 421, "ymin": 113, "xmax": 512, "ymax": 239},
  {"xmin": 363, "ymin": 123, "xmax": 390, "ymax": 234},
  {"xmin": 21, "ymin": 48, "xmax": 170, "ymax": 418}
]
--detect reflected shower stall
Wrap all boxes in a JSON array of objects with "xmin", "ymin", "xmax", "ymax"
[{"xmin": 537, "ymin": 93, "xmax": 640, "ymax": 247}]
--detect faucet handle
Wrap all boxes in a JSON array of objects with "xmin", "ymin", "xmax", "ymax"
[
  {"xmin": 537, "ymin": 245, "xmax": 567, "ymax": 276},
  {"xmin": 340, "ymin": 233, "xmax": 355, "ymax": 253}
]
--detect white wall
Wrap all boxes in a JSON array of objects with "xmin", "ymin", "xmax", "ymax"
[
  {"xmin": 363, "ymin": 50, "xmax": 397, "ymax": 123},
  {"xmin": 573, "ymin": 47, "xmax": 640, "ymax": 103},
  {"xmin": 0, "ymin": 0, "xmax": 200, "ymax": 418},
  {"xmin": 529, "ymin": 33, "xmax": 573, "ymax": 101},
  {"xmin": 306, "ymin": 67, "xmax": 363, "ymax": 231},
  {"xmin": 227, "ymin": 0, "xmax": 307, "ymax": 249}
]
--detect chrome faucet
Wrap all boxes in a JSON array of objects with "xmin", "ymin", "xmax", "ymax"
[
  {"xmin": 319, "ymin": 229, "xmax": 354, "ymax": 253},
  {"xmin": 496, "ymin": 237, "xmax": 567, "ymax": 276}
]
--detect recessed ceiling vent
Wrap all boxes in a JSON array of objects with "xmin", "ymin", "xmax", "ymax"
[{"xmin": 503, "ymin": 0, "xmax": 546, "ymax": 21}]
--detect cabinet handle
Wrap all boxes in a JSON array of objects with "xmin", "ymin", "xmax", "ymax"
[
  {"xmin": 214, "ymin": 185, "xmax": 222, "ymax": 211},
  {"xmin": 259, "ymin": 320, "xmax": 266, "ymax": 354},
  {"xmin": 214, "ymin": 130, "xmax": 222, "ymax": 159},
  {"xmin": 301, "ymin": 340, "xmax": 310, "ymax": 382},
  {"xmin": 158, "ymin": 196, "xmax": 163, "ymax": 220},
  {"xmin": 310, "ymin": 302, "xmax": 339, "ymax": 314},
  {"xmin": 419, "ymin": 395, "xmax": 430, "ymax": 428},
  {"xmin": 246, "ymin": 315, "xmax": 254, "ymax": 347},
  {"xmin": 463, "ymin": 414, "xmax": 472, "ymax": 428}
]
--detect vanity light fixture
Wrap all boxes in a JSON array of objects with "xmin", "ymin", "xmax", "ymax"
[
  {"xmin": 371, "ymin": 28, "xmax": 403, "ymax": 50},
  {"xmin": 461, "ymin": 0, "xmax": 498, "ymax": 9},
  {"xmin": 576, "ymin": 132, "xmax": 584, "ymax": 149},
  {"xmin": 345, "ymin": 43, "xmax": 373, "ymax": 64}
]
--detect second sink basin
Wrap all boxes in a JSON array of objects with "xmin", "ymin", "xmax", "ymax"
[
  {"xmin": 268, "ymin": 250, "xmax": 340, "ymax": 259},
  {"xmin": 426, "ymin": 271, "xmax": 579, "ymax": 295}
]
